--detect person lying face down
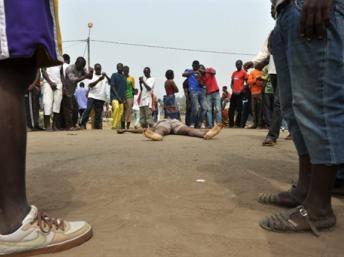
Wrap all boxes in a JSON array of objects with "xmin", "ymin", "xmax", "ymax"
[{"xmin": 117, "ymin": 118, "xmax": 223, "ymax": 141}]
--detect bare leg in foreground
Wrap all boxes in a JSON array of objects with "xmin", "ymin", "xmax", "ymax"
[
  {"xmin": 0, "ymin": 59, "xmax": 92, "ymax": 256},
  {"xmin": 0, "ymin": 59, "xmax": 34, "ymax": 235}
]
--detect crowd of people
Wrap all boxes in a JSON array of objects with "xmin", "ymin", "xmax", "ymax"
[
  {"xmin": 23, "ymin": 32, "xmax": 344, "ymax": 203},
  {"xmin": 25, "ymin": 55, "xmax": 283, "ymax": 135},
  {"xmin": 25, "ymin": 56, "xmax": 171, "ymax": 132},
  {"xmin": 0, "ymin": 0, "xmax": 343, "ymax": 256},
  {"xmin": 23, "ymin": 50, "xmax": 344, "ymax": 197}
]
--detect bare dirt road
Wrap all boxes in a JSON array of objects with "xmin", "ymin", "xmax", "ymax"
[{"xmin": 26, "ymin": 127, "xmax": 343, "ymax": 257}]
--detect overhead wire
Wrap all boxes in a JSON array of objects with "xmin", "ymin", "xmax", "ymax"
[
  {"xmin": 63, "ymin": 41, "xmax": 85, "ymax": 49},
  {"xmin": 63, "ymin": 39, "xmax": 256, "ymax": 57}
]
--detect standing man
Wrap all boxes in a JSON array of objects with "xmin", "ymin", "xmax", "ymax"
[
  {"xmin": 25, "ymin": 70, "xmax": 43, "ymax": 131},
  {"xmin": 59, "ymin": 53, "xmax": 71, "ymax": 129},
  {"xmin": 0, "ymin": 1, "xmax": 92, "ymax": 256},
  {"xmin": 132, "ymin": 88, "xmax": 141, "ymax": 128},
  {"xmin": 229, "ymin": 60, "xmax": 248, "ymax": 128},
  {"xmin": 203, "ymin": 67, "xmax": 222, "ymax": 128},
  {"xmin": 62, "ymin": 53, "xmax": 70, "ymax": 77},
  {"xmin": 42, "ymin": 64, "xmax": 63, "ymax": 130},
  {"xmin": 259, "ymin": 0, "xmax": 343, "ymax": 235},
  {"xmin": 110, "ymin": 63, "xmax": 127, "ymax": 129},
  {"xmin": 63, "ymin": 57, "xmax": 92, "ymax": 130},
  {"xmin": 262, "ymin": 66, "xmax": 275, "ymax": 129},
  {"xmin": 139, "ymin": 67, "xmax": 155, "ymax": 128},
  {"xmin": 244, "ymin": 31, "xmax": 281, "ymax": 146},
  {"xmin": 74, "ymin": 82, "xmax": 88, "ymax": 121},
  {"xmin": 80, "ymin": 63, "xmax": 108, "ymax": 129},
  {"xmin": 182, "ymin": 60, "xmax": 207, "ymax": 128},
  {"xmin": 123, "ymin": 65, "xmax": 135, "ymax": 129},
  {"xmin": 247, "ymin": 64, "xmax": 265, "ymax": 129},
  {"xmin": 221, "ymin": 86, "xmax": 231, "ymax": 127},
  {"xmin": 182, "ymin": 79, "xmax": 192, "ymax": 126}
]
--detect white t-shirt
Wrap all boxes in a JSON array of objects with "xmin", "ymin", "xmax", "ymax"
[
  {"xmin": 46, "ymin": 66, "xmax": 62, "ymax": 84},
  {"xmin": 88, "ymin": 74, "xmax": 107, "ymax": 101},
  {"xmin": 252, "ymin": 33, "xmax": 276, "ymax": 74},
  {"xmin": 139, "ymin": 77, "xmax": 155, "ymax": 107},
  {"xmin": 133, "ymin": 95, "xmax": 140, "ymax": 111}
]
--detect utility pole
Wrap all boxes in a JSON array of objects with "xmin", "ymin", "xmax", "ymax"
[{"xmin": 87, "ymin": 22, "xmax": 93, "ymax": 69}]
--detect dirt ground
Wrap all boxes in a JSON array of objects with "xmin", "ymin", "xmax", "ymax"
[{"xmin": 26, "ymin": 125, "xmax": 344, "ymax": 257}]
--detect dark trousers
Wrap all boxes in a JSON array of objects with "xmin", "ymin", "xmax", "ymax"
[
  {"xmin": 80, "ymin": 98, "xmax": 104, "ymax": 129},
  {"xmin": 62, "ymin": 95, "xmax": 77, "ymax": 129},
  {"xmin": 228, "ymin": 93, "xmax": 243, "ymax": 127},
  {"xmin": 25, "ymin": 90, "xmax": 40, "ymax": 129},
  {"xmin": 252, "ymin": 94, "xmax": 263, "ymax": 127},
  {"xmin": 72, "ymin": 97, "xmax": 79, "ymax": 127},
  {"xmin": 79, "ymin": 109, "xmax": 85, "ymax": 118},
  {"xmin": 263, "ymin": 93, "xmax": 274, "ymax": 128},
  {"xmin": 185, "ymin": 98, "xmax": 192, "ymax": 126},
  {"xmin": 266, "ymin": 74, "xmax": 282, "ymax": 140},
  {"xmin": 240, "ymin": 94, "xmax": 252, "ymax": 127}
]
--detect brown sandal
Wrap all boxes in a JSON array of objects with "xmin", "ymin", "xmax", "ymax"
[
  {"xmin": 259, "ymin": 205, "xmax": 336, "ymax": 237},
  {"xmin": 257, "ymin": 186, "xmax": 301, "ymax": 208}
]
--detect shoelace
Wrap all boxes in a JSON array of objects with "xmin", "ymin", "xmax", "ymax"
[{"xmin": 31, "ymin": 211, "xmax": 65, "ymax": 233}]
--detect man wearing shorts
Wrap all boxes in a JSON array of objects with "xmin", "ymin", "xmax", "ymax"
[
  {"xmin": 118, "ymin": 119, "xmax": 223, "ymax": 141},
  {"xmin": 0, "ymin": 1, "xmax": 92, "ymax": 256}
]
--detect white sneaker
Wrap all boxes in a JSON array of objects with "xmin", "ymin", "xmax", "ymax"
[{"xmin": 0, "ymin": 206, "xmax": 92, "ymax": 256}]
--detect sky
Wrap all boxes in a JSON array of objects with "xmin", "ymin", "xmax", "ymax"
[{"xmin": 60, "ymin": 0, "xmax": 275, "ymax": 98}]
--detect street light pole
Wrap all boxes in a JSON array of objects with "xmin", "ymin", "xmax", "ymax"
[{"xmin": 87, "ymin": 22, "xmax": 93, "ymax": 69}]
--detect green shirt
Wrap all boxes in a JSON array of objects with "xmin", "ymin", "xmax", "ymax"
[
  {"xmin": 126, "ymin": 76, "xmax": 135, "ymax": 99},
  {"xmin": 264, "ymin": 77, "xmax": 274, "ymax": 94}
]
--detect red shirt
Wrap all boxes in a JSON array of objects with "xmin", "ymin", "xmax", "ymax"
[
  {"xmin": 231, "ymin": 69, "xmax": 248, "ymax": 94},
  {"xmin": 204, "ymin": 68, "xmax": 219, "ymax": 95},
  {"xmin": 165, "ymin": 80, "xmax": 178, "ymax": 96}
]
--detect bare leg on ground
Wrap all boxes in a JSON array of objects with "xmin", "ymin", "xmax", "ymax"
[{"xmin": 117, "ymin": 128, "xmax": 144, "ymax": 134}]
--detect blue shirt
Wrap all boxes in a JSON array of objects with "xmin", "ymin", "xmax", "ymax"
[
  {"xmin": 185, "ymin": 69, "xmax": 201, "ymax": 93},
  {"xmin": 74, "ymin": 87, "xmax": 88, "ymax": 110},
  {"xmin": 110, "ymin": 72, "xmax": 127, "ymax": 101}
]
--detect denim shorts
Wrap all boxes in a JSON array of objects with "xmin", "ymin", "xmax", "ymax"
[{"xmin": 272, "ymin": 0, "xmax": 344, "ymax": 164}]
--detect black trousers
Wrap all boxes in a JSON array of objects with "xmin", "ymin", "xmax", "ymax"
[
  {"xmin": 240, "ymin": 91, "xmax": 252, "ymax": 128},
  {"xmin": 62, "ymin": 95, "xmax": 78, "ymax": 129},
  {"xmin": 228, "ymin": 93, "xmax": 243, "ymax": 127},
  {"xmin": 185, "ymin": 98, "xmax": 192, "ymax": 126},
  {"xmin": 263, "ymin": 92, "xmax": 274, "ymax": 128},
  {"xmin": 25, "ymin": 90, "xmax": 40, "ymax": 129},
  {"xmin": 80, "ymin": 98, "xmax": 104, "ymax": 129},
  {"xmin": 266, "ymin": 74, "xmax": 282, "ymax": 140}
]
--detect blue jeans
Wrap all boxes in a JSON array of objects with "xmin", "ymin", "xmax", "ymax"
[
  {"xmin": 272, "ymin": 0, "xmax": 344, "ymax": 165},
  {"xmin": 190, "ymin": 89, "xmax": 208, "ymax": 127},
  {"xmin": 206, "ymin": 91, "xmax": 222, "ymax": 128}
]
